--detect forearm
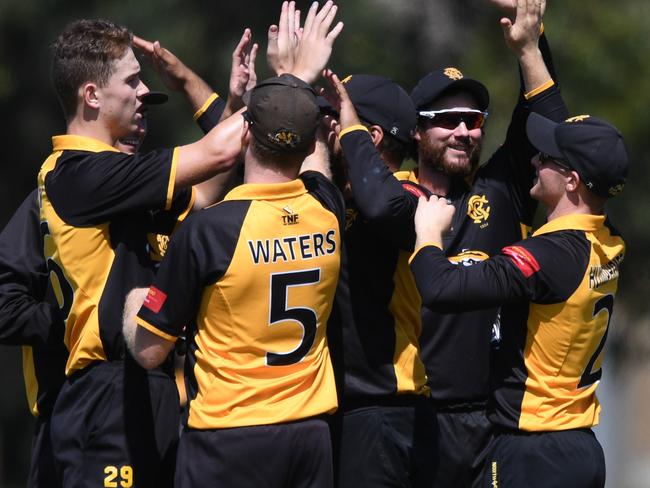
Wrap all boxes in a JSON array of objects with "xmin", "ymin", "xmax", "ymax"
[
  {"xmin": 0, "ymin": 291, "xmax": 61, "ymax": 345},
  {"xmin": 132, "ymin": 325, "xmax": 175, "ymax": 370},
  {"xmin": 176, "ymin": 109, "xmax": 245, "ymax": 188},
  {"xmin": 410, "ymin": 246, "xmax": 522, "ymax": 310},
  {"xmin": 182, "ymin": 70, "xmax": 216, "ymax": 114},
  {"xmin": 342, "ymin": 129, "xmax": 417, "ymax": 222}
]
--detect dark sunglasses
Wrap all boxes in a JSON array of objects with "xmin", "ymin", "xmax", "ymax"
[
  {"xmin": 539, "ymin": 152, "xmax": 572, "ymax": 171},
  {"xmin": 418, "ymin": 109, "xmax": 488, "ymax": 130}
]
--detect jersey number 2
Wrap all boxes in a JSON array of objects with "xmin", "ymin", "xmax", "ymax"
[
  {"xmin": 578, "ymin": 294, "xmax": 614, "ymax": 388},
  {"xmin": 267, "ymin": 269, "xmax": 320, "ymax": 366}
]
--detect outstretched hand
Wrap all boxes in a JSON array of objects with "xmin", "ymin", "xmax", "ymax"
[
  {"xmin": 320, "ymin": 69, "xmax": 360, "ymax": 131},
  {"xmin": 293, "ymin": 1, "xmax": 344, "ymax": 84},
  {"xmin": 227, "ymin": 28, "xmax": 258, "ymax": 113},
  {"xmin": 267, "ymin": 1, "xmax": 302, "ymax": 76},
  {"xmin": 133, "ymin": 35, "xmax": 190, "ymax": 92},
  {"xmin": 267, "ymin": 0, "xmax": 343, "ymax": 85},
  {"xmin": 499, "ymin": 0, "xmax": 545, "ymax": 56},
  {"xmin": 414, "ymin": 195, "xmax": 455, "ymax": 250}
]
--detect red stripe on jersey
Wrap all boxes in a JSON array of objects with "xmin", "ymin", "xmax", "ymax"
[
  {"xmin": 502, "ymin": 245, "xmax": 540, "ymax": 278},
  {"xmin": 143, "ymin": 286, "xmax": 167, "ymax": 313},
  {"xmin": 401, "ymin": 182, "xmax": 426, "ymax": 198}
]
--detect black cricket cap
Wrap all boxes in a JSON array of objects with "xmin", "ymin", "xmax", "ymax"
[
  {"xmin": 141, "ymin": 91, "xmax": 168, "ymax": 105},
  {"xmin": 410, "ymin": 67, "xmax": 489, "ymax": 111},
  {"xmin": 527, "ymin": 113, "xmax": 629, "ymax": 198},
  {"xmin": 244, "ymin": 74, "xmax": 320, "ymax": 153},
  {"xmin": 318, "ymin": 74, "xmax": 416, "ymax": 144}
]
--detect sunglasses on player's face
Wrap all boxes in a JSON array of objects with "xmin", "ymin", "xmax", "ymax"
[
  {"xmin": 538, "ymin": 152, "xmax": 572, "ymax": 171},
  {"xmin": 418, "ymin": 109, "xmax": 488, "ymax": 130}
]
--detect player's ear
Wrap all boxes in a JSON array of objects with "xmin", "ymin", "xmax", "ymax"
[
  {"xmin": 241, "ymin": 119, "xmax": 252, "ymax": 145},
  {"xmin": 81, "ymin": 82, "xmax": 100, "ymax": 110},
  {"xmin": 368, "ymin": 125, "xmax": 383, "ymax": 147},
  {"xmin": 566, "ymin": 170, "xmax": 581, "ymax": 193},
  {"xmin": 413, "ymin": 126, "xmax": 423, "ymax": 142}
]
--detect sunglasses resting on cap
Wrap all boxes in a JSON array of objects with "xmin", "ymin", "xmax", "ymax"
[{"xmin": 418, "ymin": 108, "xmax": 488, "ymax": 130}]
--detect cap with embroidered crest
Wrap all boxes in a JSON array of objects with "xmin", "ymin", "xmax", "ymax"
[
  {"xmin": 244, "ymin": 73, "xmax": 321, "ymax": 153},
  {"xmin": 527, "ymin": 113, "xmax": 629, "ymax": 198},
  {"xmin": 410, "ymin": 67, "xmax": 489, "ymax": 112},
  {"xmin": 317, "ymin": 74, "xmax": 416, "ymax": 144}
]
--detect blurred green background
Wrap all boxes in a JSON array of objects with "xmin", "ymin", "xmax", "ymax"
[{"xmin": 1, "ymin": 0, "xmax": 649, "ymax": 486}]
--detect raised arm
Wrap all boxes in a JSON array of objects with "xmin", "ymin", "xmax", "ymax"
[
  {"xmin": 133, "ymin": 35, "xmax": 215, "ymax": 114},
  {"xmin": 222, "ymin": 28, "xmax": 259, "ymax": 120},
  {"xmin": 267, "ymin": 0, "xmax": 343, "ymax": 84},
  {"xmin": 497, "ymin": 0, "xmax": 550, "ymax": 92}
]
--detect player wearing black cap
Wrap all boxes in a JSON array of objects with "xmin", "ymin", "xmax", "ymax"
[
  {"xmin": 331, "ymin": 0, "xmax": 569, "ymax": 485},
  {"xmin": 317, "ymin": 73, "xmax": 437, "ymax": 488},
  {"xmin": 410, "ymin": 112, "xmax": 628, "ymax": 488},
  {"xmin": 124, "ymin": 4, "xmax": 344, "ymax": 487}
]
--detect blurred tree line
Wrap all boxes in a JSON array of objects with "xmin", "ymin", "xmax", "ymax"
[{"xmin": 0, "ymin": 0, "xmax": 648, "ymax": 485}]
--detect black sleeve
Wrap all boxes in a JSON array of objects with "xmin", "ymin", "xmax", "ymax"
[
  {"xmin": 196, "ymin": 95, "xmax": 227, "ymax": 134},
  {"xmin": 0, "ymin": 190, "xmax": 63, "ymax": 345},
  {"xmin": 137, "ymin": 202, "xmax": 248, "ymax": 338},
  {"xmin": 410, "ymin": 231, "xmax": 589, "ymax": 312},
  {"xmin": 300, "ymin": 171, "xmax": 346, "ymax": 230},
  {"xmin": 148, "ymin": 188, "xmax": 194, "ymax": 235},
  {"xmin": 340, "ymin": 130, "xmax": 420, "ymax": 247},
  {"xmin": 46, "ymin": 148, "xmax": 177, "ymax": 226},
  {"xmin": 480, "ymin": 32, "xmax": 570, "ymax": 227}
]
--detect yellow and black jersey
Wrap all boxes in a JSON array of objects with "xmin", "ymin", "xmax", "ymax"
[
  {"xmin": 38, "ymin": 135, "xmax": 193, "ymax": 375},
  {"xmin": 137, "ymin": 171, "xmax": 345, "ymax": 429},
  {"xmin": 410, "ymin": 214, "xmax": 624, "ymax": 431},
  {"xmin": 0, "ymin": 190, "xmax": 67, "ymax": 417},
  {"xmin": 340, "ymin": 34, "xmax": 569, "ymax": 403},
  {"xmin": 329, "ymin": 156, "xmax": 430, "ymax": 402}
]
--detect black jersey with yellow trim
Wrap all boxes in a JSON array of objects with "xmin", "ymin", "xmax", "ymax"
[
  {"xmin": 410, "ymin": 213, "xmax": 625, "ymax": 431},
  {"xmin": 194, "ymin": 92, "xmax": 227, "ymax": 134},
  {"xmin": 38, "ymin": 135, "xmax": 193, "ymax": 375},
  {"xmin": 330, "ymin": 159, "xmax": 430, "ymax": 402},
  {"xmin": 340, "ymin": 34, "xmax": 569, "ymax": 403},
  {"xmin": 136, "ymin": 171, "xmax": 344, "ymax": 429},
  {"xmin": 0, "ymin": 190, "xmax": 68, "ymax": 417}
]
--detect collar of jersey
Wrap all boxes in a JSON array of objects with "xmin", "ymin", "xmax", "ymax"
[
  {"xmin": 393, "ymin": 168, "xmax": 419, "ymax": 183},
  {"xmin": 223, "ymin": 179, "xmax": 307, "ymax": 201},
  {"xmin": 52, "ymin": 135, "xmax": 120, "ymax": 153},
  {"xmin": 533, "ymin": 213, "xmax": 606, "ymax": 237}
]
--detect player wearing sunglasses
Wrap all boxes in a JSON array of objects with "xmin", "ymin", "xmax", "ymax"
[{"xmin": 332, "ymin": 0, "xmax": 567, "ymax": 486}]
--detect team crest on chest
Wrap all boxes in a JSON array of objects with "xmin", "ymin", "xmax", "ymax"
[{"xmin": 467, "ymin": 194, "xmax": 490, "ymax": 228}]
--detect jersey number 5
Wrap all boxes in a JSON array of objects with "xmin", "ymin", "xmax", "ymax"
[
  {"xmin": 267, "ymin": 269, "xmax": 321, "ymax": 366},
  {"xmin": 578, "ymin": 294, "xmax": 614, "ymax": 389}
]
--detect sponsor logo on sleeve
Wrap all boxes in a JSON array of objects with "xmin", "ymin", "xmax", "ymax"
[
  {"xmin": 502, "ymin": 245, "xmax": 540, "ymax": 278},
  {"xmin": 143, "ymin": 286, "xmax": 167, "ymax": 314}
]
